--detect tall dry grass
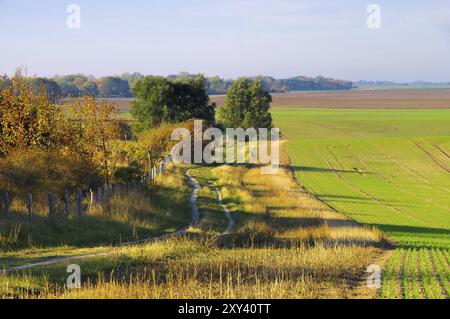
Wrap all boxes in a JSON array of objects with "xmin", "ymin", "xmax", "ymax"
[{"xmin": 1, "ymin": 151, "xmax": 389, "ymax": 299}]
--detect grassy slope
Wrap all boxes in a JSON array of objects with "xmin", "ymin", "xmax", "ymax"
[
  {"xmin": 1, "ymin": 160, "xmax": 386, "ymax": 299},
  {"xmin": 0, "ymin": 166, "xmax": 193, "ymax": 269},
  {"xmin": 273, "ymin": 108, "xmax": 450, "ymax": 298}
]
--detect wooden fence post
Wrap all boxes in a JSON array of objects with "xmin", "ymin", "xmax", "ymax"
[
  {"xmin": 76, "ymin": 189, "xmax": 83, "ymax": 218},
  {"xmin": 64, "ymin": 191, "xmax": 71, "ymax": 220},
  {"xmin": 27, "ymin": 193, "xmax": 33, "ymax": 224},
  {"xmin": 89, "ymin": 189, "xmax": 94, "ymax": 213},
  {"xmin": 147, "ymin": 147, "xmax": 152, "ymax": 181},
  {"xmin": 48, "ymin": 192, "xmax": 55, "ymax": 222},
  {"xmin": 3, "ymin": 192, "xmax": 10, "ymax": 220}
]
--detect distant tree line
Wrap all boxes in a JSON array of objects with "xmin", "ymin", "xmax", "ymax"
[
  {"xmin": 0, "ymin": 71, "xmax": 353, "ymax": 101},
  {"xmin": 171, "ymin": 73, "xmax": 353, "ymax": 93}
]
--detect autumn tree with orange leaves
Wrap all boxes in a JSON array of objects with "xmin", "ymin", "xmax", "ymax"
[{"xmin": 0, "ymin": 74, "xmax": 119, "ymax": 186}]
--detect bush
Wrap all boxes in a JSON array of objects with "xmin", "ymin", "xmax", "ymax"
[{"xmin": 0, "ymin": 149, "xmax": 102, "ymax": 200}]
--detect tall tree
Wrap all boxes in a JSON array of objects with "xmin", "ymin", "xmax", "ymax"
[
  {"xmin": 131, "ymin": 76, "xmax": 174, "ymax": 131},
  {"xmin": 131, "ymin": 75, "xmax": 215, "ymax": 132},
  {"xmin": 217, "ymin": 78, "xmax": 272, "ymax": 129}
]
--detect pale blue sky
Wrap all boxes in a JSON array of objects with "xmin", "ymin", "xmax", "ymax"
[{"xmin": 1, "ymin": 0, "xmax": 450, "ymax": 81}]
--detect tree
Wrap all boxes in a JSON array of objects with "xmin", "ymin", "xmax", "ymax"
[
  {"xmin": 66, "ymin": 97, "xmax": 119, "ymax": 184},
  {"xmin": 0, "ymin": 75, "xmax": 63, "ymax": 156},
  {"xmin": 60, "ymin": 82, "xmax": 80, "ymax": 97},
  {"xmin": 97, "ymin": 76, "xmax": 131, "ymax": 98},
  {"xmin": 217, "ymin": 78, "xmax": 272, "ymax": 129},
  {"xmin": 119, "ymin": 72, "xmax": 144, "ymax": 89},
  {"xmin": 30, "ymin": 77, "xmax": 61, "ymax": 102},
  {"xmin": 131, "ymin": 76, "xmax": 173, "ymax": 131},
  {"xmin": 131, "ymin": 75, "xmax": 215, "ymax": 132},
  {"xmin": 80, "ymin": 81, "xmax": 100, "ymax": 97},
  {"xmin": 0, "ymin": 76, "xmax": 11, "ymax": 90},
  {"xmin": 1, "ymin": 73, "xmax": 120, "ymax": 185},
  {"xmin": 171, "ymin": 75, "xmax": 215, "ymax": 124}
]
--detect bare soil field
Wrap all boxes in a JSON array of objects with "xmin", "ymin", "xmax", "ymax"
[
  {"xmin": 64, "ymin": 89, "xmax": 450, "ymax": 112},
  {"xmin": 211, "ymin": 89, "xmax": 450, "ymax": 109}
]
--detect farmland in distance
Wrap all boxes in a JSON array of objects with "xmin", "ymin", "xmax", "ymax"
[{"xmin": 272, "ymin": 107, "xmax": 450, "ymax": 298}]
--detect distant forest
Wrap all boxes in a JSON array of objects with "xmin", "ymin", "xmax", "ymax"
[{"xmin": 0, "ymin": 71, "xmax": 353, "ymax": 100}]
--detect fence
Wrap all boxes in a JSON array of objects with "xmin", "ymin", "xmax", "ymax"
[{"xmin": 0, "ymin": 152, "xmax": 174, "ymax": 224}]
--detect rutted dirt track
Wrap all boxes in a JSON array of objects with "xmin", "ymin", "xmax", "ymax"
[{"xmin": 1, "ymin": 169, "xmax": 233, "ymax": 274}]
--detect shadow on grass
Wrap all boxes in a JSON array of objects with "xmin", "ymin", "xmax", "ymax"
[
  {"xmin": 289, "ymin": 165, "xmax": 373, "ymax": 175},
  {"xmin": 0, "ymin": 181, "xmax": 193, "ymax": 255},
  {"xmin": 368, "ymin": 223, "xmax": 450, "ymax": 250}
]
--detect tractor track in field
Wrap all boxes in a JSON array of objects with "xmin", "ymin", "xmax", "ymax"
[{"xmin": 413, "ymin": 141, "xmax": 450, "ymax": 174}]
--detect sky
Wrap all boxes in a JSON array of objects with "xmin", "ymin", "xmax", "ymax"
[{"xmin": 1, "ymin": 0, "xmax": 450, "ymax": 81}]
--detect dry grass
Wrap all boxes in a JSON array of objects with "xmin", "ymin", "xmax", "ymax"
[
  {"xmin": 2, "ymin": 238, "xmax": 380, "ymax": 299},
  {"xmin": 210, "ymin": 160, "xmax": 386, "ymax": 247},
  {"xmin": 0, "ymin": 149, "xmax": 389, "ymax": 299},
  {"xmin": 0, "ymin": 165, "xmax": 192, "ymax": 264}
]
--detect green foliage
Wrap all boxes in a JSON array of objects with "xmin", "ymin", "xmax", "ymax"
[
  {"xmin": 217, "ymin": 78, "xmax": 272, "ymax": 129},
  {"xmin": 97, "ymin": 76, "xmax": 131, "ymax": 98},
  {"xmin": 30, "ymin": 77, "xmax": 61, "ymax": 102},
  {"xmin": 182, "ymin": 72, "xmax": 353, "ymax": 94},
  {"xmin": 131, "ymin": 75, "xmax": 215, "ymax": 132},
  {"xmin": 60, "ymin": 82, "xmax": 80, "ymax": 97},
  {"xmin": 131, "ymin": 76, "xmax": 173, "ymax": 131},
  {"xmin": 118, "ymin": 72, "xmax": 145, "ymax": 89},
  {"xmin": 79, "ymin": 80, "xmax": 100, "ymax": 97}
]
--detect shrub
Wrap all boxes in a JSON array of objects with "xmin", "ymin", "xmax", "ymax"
[{"xmin": 0, "ymin": 149, "xmax": 102, "ymax": 200}]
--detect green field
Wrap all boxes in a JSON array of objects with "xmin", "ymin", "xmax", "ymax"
[{"xmin": 273, "ymin": 108, "xmax": 450, "ymax": 298}]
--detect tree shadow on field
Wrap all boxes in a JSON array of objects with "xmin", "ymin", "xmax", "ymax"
[
  {"xmin": 369, "ymin": 223, "xmax": 450, "ymax": 250},
  {"xmin": 315, "ymin": 194, "xmax": 413, "ymax": 208},
  {"xmin": 286, "ymin": 165, "xmax": 374, "ymax": 175},
  {"xmin": 0, "ymin": 181, "xmax": 193, "ymax": 263}
]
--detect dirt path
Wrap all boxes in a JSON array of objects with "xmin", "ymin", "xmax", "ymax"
[
  {"xmin": 0, "ymin": 170, "xmax": 203, "ymax": 274},
  {"xmin": 211, "ymin": 184, "xmax": 234, "ymax": 234},
  {"xmin": 0, "ymin": 227, "xmax": 189, "ymax": 274},
  {"xmin": 187, "ymin": 169, "xmax": 234, "ymax": 234},
  {"xmin": 185, "ymin": 170, "xmax": 201, "ymax": 227},
  {"xmin": 1, "ymin": 168, "xmax": 234, "ymax": 274}
]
